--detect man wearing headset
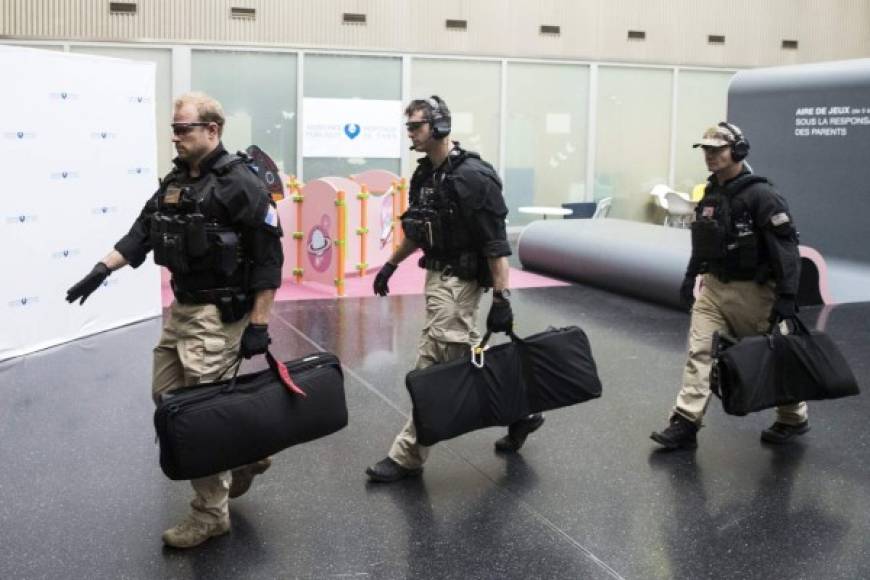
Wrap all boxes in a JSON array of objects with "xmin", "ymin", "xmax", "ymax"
[
  {"xmin": 365, "ymin": 96, "xmax": 545, "ymax": 482},
  {"xmin": 651, "ymin": 122, "xmax": 809, "ymax": 450}
]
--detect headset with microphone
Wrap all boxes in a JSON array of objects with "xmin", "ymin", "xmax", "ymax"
[
  {"xmin": 426, "ymin": 95, "xmax": 452, "ymax": 139},
  {"xmin": 718, "ymin": 121, "xmax": 750, "ymax": 162}
]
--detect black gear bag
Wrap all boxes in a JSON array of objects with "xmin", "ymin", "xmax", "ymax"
[
  {"xmin": 407, "ymin": 326, "xmax": 602, "ymax": 447},
  {"xmin": 711, "ymin": 316, "xmax": 860, "ymax": 416},
  {"xmin": 154, "ymin": 350, "xmax": 347, "ymax": 480}
]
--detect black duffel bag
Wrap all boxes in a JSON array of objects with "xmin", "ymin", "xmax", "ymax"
[
  {"xmin": 154, "ymin": 350, "xmax": 347, "ymax": 480},
  {"xmin": 408, "ymin": 326, "xmax": 602, "ymax": 447},
  {"xmin": 711, "ymin": 316, "xmax": 860, "ymax": 416}
]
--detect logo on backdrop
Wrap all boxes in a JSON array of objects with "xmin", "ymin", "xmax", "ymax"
[
  {"xmin": 91, "ymin": 131, "xmax": 118, "ymax": 140},
  {"xmin": 5, "ymin": 214, "xmax": 38, "ymax": 225},
  {"xmin": 127, "ymin": 166, "xmax": 152, "ymax": 176},
  {"xmin": 49, "ymin": 91, "xmax": 80, "ymax": 101},
  {"xmin": 3, "ymin": 131, "xmax": 36, "ymax": 140},
  {"xmin": 91, "ymin": 206, "xmax": 119, "ymax": 216},
  {"xmin": 343, "ymin": 123, "xmax": 362, "ymax": 140},
  {"xmin": 51, "ymin": 248, "xmax": 81, "ymax": 260},
  {"xmin": 128, "ymin": 95, "xmax": 153, "ymax": 104},
  {"xmin": 50, "ymin": 170, "xmax": 80, "ymax": 180},
  {"xmin": 307, "ymin": 216, "xmax": 333, "ymax": 273},
  {"xmin": 8, "ymin": 296, "xmax": 39, "ymax": 308}
]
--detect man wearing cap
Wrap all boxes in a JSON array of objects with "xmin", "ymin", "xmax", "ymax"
[{"xmin": 651, "ymin": 122, "xmax": 808, "ymax": 450}]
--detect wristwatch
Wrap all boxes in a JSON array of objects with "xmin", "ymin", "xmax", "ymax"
[{"xmin": 493, "ymin": 289, "xmax": 511, "ymax": 301}]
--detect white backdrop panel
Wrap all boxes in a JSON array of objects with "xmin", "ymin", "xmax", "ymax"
[{"xmin": 0, "ymin": 46, "xmax": 161, "ymax": 361}]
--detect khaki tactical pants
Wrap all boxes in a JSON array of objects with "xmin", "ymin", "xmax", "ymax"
[
  {"xmin": 153, "ymin": 301, "xmax": 248, "ymax": 524},
  {"xmin": 673, "ymin": 274, "xmax": 808, "ymax": 426},
  {"xmin": 389, "ymin": 270, "xmax": 483, "ymax": 469}
]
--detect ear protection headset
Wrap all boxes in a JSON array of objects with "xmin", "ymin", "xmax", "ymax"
[
  {"xmin": 718, "ymin": 121, "xmax": 750, "ymax": 162},
  {"xmin": 426, "ymin": 95, "xmax": 452, "ymax": 139}
]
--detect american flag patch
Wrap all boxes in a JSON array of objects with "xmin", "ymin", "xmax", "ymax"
[
  {"xmin": 770, "ymin": 212, "xmax": 790, "ymax": 226},
  {"xmin": 264, "ymin": 206, "xmax": 279, "ymax": 227}
]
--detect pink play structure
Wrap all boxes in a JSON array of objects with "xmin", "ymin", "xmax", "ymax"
[{"xmin": 276, "ymin": 169, "xmax": 408, "ymax": 296}]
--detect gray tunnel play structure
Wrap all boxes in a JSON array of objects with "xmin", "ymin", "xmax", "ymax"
[
  {"xmin": 517, "ymin": 219, "xmax": 825, "ymax": 310},
  {"xmin": 518, "ymin": 58, "xmax": 870, "ymax": 307}
]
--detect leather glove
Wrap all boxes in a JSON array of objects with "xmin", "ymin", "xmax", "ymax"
[
  {"xmin": 486, "ymin": 299, "xmax": 514, "ymax": 334},
  {"xmin": 373, "ymin": 262, "xmax": 397, "ymax": 296},
  {"xmin": 66, "ymin": 262, "xmax": 111, "ymax": 305},
  {"xmin": 679, "ymin": 275, "xmax": 696, "ymax": 311},
  {"xmin": 770, "ymin": 294, "xmax": 798, "ymax": 322},
  {"xmin": 240, "ymin": 323, "xmax": 271, "ymax": 359}
]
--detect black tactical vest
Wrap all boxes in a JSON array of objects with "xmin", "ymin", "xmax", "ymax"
[
  {"xmin": 402, "ymin": 151, "xmax": 476, "ymax": 258},
  {"xmin": 150, "ymin": 154, "xmax": 250, "ymax": 292},
  {"xmin": 691, "ymin": 175, "xmax": 770, "ymax": 281}
]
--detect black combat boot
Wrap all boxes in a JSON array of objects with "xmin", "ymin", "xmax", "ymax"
[
  {"xmin": 365, "ymin": 457, "xmax": 423, "ymax": 483},
  {"xmin": 761, "ymin": 421, "xmax": 810, "ymax": 444},
  {"xmin": 650, "ymin": 415, "xmax": 698, "ymax": 450},
  {"xmin": 494, "ymin": 413, "xmax": 545, "ymax": 452}
]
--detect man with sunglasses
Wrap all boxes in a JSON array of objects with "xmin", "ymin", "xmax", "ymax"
[
  {"xmin": 365, "ymin": 96, "xmax": 544, "ymax": 483},
  {"xmin": 650, "ymin": 122, "xmax": 808, "ymax": 451},
  {"xmin": 65, "ymin": 92, "xmax": 283, "ymax": 547}
]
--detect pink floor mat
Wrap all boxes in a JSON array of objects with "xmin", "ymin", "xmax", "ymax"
[{"xmin": 161, "ymin": 260, "xmax": 568, "ymax": 305}]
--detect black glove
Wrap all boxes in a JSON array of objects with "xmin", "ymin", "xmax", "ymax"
[
  {"xmin": 486, "ymin": 299, "xmax": 514, "ymax": 334},
  {"xmin": 66, "ymin": 262, "xmax": 111, "ymax": 305},
  {"xmin": 679, "ymin": 275, "xmax": 696, "ymax": 311},
  {"xmin": 770, "ymin": 294, "xmax": 798, "ymax": 322},
  {"xmin": 373, "ymin": 262, "xmax": 397, "ymax": 296},
  {"xmin": 240, "ymin": 323, "xmax": 270, "ymax": 359}
]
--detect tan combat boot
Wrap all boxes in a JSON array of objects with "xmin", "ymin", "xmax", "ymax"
[{"xmin": 161, "ymin": 514, "xmax": 230, "ymax": 549}]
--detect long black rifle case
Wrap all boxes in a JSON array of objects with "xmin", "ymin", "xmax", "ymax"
[
  {"xmin": 155, "ymin": 350, "xmax": 347, "ymax": 480},
  {"xmin": 407, "ymin": 326, "xmax": 602, "ymax": 446}
]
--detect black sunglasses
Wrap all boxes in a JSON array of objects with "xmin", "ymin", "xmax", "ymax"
[
  {"xmin": 171, "ymin": 122, "xmax": 211, "ymax": 136},
  {"xmin": 405, "ymin": 121, "xmax": 429, "ymax": 131}
]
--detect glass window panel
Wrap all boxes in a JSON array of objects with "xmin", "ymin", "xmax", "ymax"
[
  {"xmin": 410, "ymin": 58, "xmax": 501, "ymax": 169},
  {"xmin": 504, "ymin": 62, "xmax": 589, "ymax": 226},
  {"xmin": 70, "ymin": 46, "xmax": 172, "ymax": 176},
  {"xmin": 673, "ymin": 70, "xmax": 735, "ymax": 198},
  {"xmin": 595, "ymin": 67, "xmax": 673, "ymax": 222},
  {"xmin": 302, "ymin": 54, "xmax": 401, "ymax": 180},
  {"xmin": 192, "ymin": 50, "xmax": 297, "ymax": 177}
]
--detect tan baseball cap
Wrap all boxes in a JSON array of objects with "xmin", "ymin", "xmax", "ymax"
[{"xmin": 693, "ymin": 125, "xmax": 736, "ymax": 148}]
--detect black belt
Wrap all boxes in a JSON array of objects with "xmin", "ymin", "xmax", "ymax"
[{"xmin": 172, "ymin": 286, "xmax": 247, "ymax": 305}]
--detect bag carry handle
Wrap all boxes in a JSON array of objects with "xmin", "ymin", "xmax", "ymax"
[
  {"xmin": 470, "ymin": 328, "xmax": 527, "ymax": 368},
  {"xmin": 221, "ymin": 350, "xmax": 307, "ymax": 398},
  {"xmin": 768, "ymin": 314, "xmax": 810, "ymax": 337}
]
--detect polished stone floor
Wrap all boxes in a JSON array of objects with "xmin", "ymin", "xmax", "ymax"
[{"xmin": 1, "ymin": 283, "xmax": 869, "ymax": 580}]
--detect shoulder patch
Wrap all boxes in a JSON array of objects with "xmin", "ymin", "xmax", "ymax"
[
  {"xmin": 770, "ymin": 212, "xmax": 790, "ymax": 227},
  {"xmin": 264, "ymin": 205, "xmax": 279, "ymax": 227}
]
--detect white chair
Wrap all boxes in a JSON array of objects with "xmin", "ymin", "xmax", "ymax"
[
  {"xmin": 664, "ymin": 191, "xmax": 696, "ymax": 228},
  {"xmin": 591, "ymin": 196, "xmax": 612, "ymax": 219},
  {"xmin": 649, "ymin": 184, "xmax": 672, "ymax": 224}
]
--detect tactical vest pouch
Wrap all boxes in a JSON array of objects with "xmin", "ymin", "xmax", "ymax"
[
  {"xmin": 402, "ymin": 207, "xmax": 443, "ymax": 251},
  {"xmin": 210, "ymin": 230, "xmax": 240, "ymax": 278},
  {"xmin": 151, "ymin": 215, "xmax": 190, "ymax": 274},
  {"xmin": 733, "ymin": 231, "xmax": 759, "ymax": 270},
  {"xmin": 691, "ymin": 219, "xmax": 726, "ymax": 261},
  {"xmin": 185, "ymin": 212, "xmax": 209, "ymax": 258}
]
